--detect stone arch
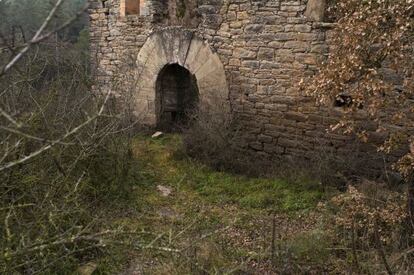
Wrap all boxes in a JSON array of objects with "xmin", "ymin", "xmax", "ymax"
[{"xmin": 134, "ymin": 27, "xmax": 229, "ymax": 125}]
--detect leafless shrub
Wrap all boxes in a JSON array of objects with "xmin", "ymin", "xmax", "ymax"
[
  {"xmin": 181, "ymin": 105, "xmax": 275, "ymax": 176},
  {"xmin": 181, "ymin": 102, "xmax": 380, "ymax": 187},
  {"xmin": 0, "ymin": 41, "xmax": 135, "ymax": 272},
  {"xmin": 0, "ymin": 2, "xmax": 146, "ymax": 273},
  {"xmin": 323, "ymin": 181, "xmax": 414, "ymax": 273}
]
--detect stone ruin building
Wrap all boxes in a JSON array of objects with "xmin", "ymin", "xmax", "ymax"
[{"xmin": 88, "ymin": 0, "xmax": 400, "ymax": 175}]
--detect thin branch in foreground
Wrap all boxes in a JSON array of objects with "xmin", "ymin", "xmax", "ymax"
[
  {"xmin": 0, "ymin": 0, "xmax": 65, "ymax": 76},
  {"xmin": 0, "ymin": 89, "xmax": 112, "ymax": 172},
  {"xmin": 0, "ymin": 1, "xmax": 89, "ymax": 77},
  {"xmin": 0, "ymin": 126, "xmax": 74, "ymax": 145},
  {"xmin": 0, "ymin": 107, "xmax": 22, "ymax": 128}
]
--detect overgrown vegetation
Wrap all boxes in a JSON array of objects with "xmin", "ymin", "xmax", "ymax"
[
  {"xmin": 305, "ymin": 0, "xmax": 414, "ymax": 225},
  {"xmin": 326, "ymin": 182, "xmax": 412, "ymax": 273},
  {"xmin": 0, "ymin": 0, "xmax": 87, "ymax": 43},
  {"xmin": 116, "ymin": 134, "xmax": 329, "ymax": 274},
  {"xmin": 1, "ymin": 0, "xmax": 413, "ymax": 274},
  {"xmin": 0, "ymin": 1, "xmax": 141, "ymax": 273},
  {"xmin": 303, "ymin": 0, "xmax": 414, "ymax": 272},
  {"xmin": 111, "ymin": 135, "xmax": 413, "ymax": 274},
  {"xmin": 182, "ymin": 108, "xmax": 252, "ymax": 174},
  {"xmin": 138, "ymin": 134, "xmax": 324, "ymax": 211}
]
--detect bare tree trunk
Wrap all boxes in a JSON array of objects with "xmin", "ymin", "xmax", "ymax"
[
  {"xmin": 374, "ymin": 218, "xmax": 393, "ymax": 275},
  {"xmin": 408, "ymin": 175, "xmax": 414, "ymax": 231}
]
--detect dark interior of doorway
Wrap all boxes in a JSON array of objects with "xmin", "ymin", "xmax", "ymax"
[{"xmin": 156, "ymin": 63, "xmax": 199, "ymax": 132}]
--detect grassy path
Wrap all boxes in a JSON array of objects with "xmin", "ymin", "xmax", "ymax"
[{"xmin": 100, "ymin": 135, "xmax": 331, "ymax": 274}]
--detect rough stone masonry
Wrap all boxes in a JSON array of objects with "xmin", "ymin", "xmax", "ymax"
[{"xmin": 88, "ymin": 0, "xmax": 397, "ymax": 175}]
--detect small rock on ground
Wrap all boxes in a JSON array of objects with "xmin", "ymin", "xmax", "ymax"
[
  {"xmin": 157, "ymin": 185, "xmax": 172, "ymax": 197},
  {"xmin": 151, "ymin": 131, "xmax": 163, "ymax": 138}
]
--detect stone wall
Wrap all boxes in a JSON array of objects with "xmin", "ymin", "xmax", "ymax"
[{"xmin": 88, "ymin": 0, "xmax": 395, "ymax": 175}]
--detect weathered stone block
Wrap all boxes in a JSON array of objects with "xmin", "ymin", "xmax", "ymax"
[
  {"xmin": 304, "ymin": 0, "xmax": 326, "ymax": 22},
  {"xmin": 245, "ymin": 24, "xmax": 264, "ymax": 33},
  {"xmin": 258, "ymin": 134, "xmax": 273, "ymax": 143},
  {"xmin": 233, "ymin": 48, "xmax": 257, "ymax": 59},
  {"xmin": 257, "ymin": 48, "xmax": 274, "ymax": 60},
  {"xmin": 237, "ymin": 11, "xmax": 249, "ymax": 20}
]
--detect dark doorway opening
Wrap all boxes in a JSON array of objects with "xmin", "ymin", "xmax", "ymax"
[{"xmin": 156, "ymin": 63, "xmax": 199, "ymax": 131}]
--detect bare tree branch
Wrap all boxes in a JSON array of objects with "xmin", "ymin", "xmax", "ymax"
[
  {"xmin": 0, "ymin": 89, "xmax": 112, "ymax": 172},
  {"xmin": 0, "ymin": 126, "xmax": 74, "ymax": 145},
  {"xmin": 0, "ymin": 106, "xmax": 22, "ymax": 128},
  {"xmin": 0, "ymin": 0, "xmax": 89, "ymax": 77},
  {"xmin": 0, "ymin": 0, "xmax": 65, "ymax": 76}
]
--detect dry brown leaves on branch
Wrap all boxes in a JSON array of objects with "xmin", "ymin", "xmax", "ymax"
[{"xmin": 304, "ymin": 0, "xmax": 414, "ymax": 176}]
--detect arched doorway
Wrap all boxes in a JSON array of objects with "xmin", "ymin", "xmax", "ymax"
[
  {"xmin": 134, "ymin": 28, "xmax": 229, "ymax": 126},
  {"xmin": 156, "ymin": 63, "xmax": 199, "ymax": 130}
]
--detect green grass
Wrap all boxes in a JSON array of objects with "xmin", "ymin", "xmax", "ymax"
[
  {"xmin": 96, "ymin": 134, "xmax": 329, "ymax": 274},
  {"xmin": 133, "ymin": 134, "xmax": 324, "ymax": 212},
  {"xmin": 89, "ymin": 134, "xmax": 410, "ymax": 274}
]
